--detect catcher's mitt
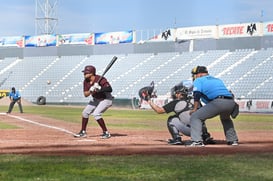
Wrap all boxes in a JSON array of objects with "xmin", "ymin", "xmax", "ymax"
[{"xmin": 138, "ymin": 81, "xmax": 155, "ymax": 101}]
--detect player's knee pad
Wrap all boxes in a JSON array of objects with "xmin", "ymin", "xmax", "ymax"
[
  {"xmin": 92, "ymin": 113, "xmax": 102, "ymax": 120},
  {"xmin": 82, "ymin": 111, "xmax": 89, "ymax": 119}
]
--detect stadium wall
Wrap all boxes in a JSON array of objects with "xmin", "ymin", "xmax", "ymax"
[
  {"xmin": 0, "ymin": 47, "xmax": 24, "ymax": 59},
  {"xmin": 1, "ymin": 36, "xmax": 273, "ymax": 112},
  {"xmin": 1, "ymin": 36, "xmax": 273, "ymax": 59}
]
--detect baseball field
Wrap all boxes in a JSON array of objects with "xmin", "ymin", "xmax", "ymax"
[{"xmin": 0, "ymin": 105, "xmax": 273, "ymax": 180}]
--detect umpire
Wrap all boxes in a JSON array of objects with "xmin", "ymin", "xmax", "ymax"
[
  {"xmin": 146, "ymin": 82, "xmax": 215, "ymax": 145},
  {"xmin": 189, "ymin": 66, "xmax": 238, "ymax": 147},
  {"xmin": 7, "ymin": 87, "xmax": 23, "ymax": 113}
]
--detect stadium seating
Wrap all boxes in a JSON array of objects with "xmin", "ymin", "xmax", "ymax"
[{"xmin": 1, "ymin": 48, "xmax": 273, "ymax": 104}]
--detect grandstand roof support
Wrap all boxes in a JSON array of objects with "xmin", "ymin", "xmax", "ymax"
[{"xmin": 35, "ymin": 0, "xmax": 58, "ymax": 35}]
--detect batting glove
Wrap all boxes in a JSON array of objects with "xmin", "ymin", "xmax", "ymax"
[
  {"xmin": 90, "ymin": 86, "xmax": 96, "ymax": 92},
  {"xmin": 93, "ymin": 83, "xmax": 101, "ymax": 90}
]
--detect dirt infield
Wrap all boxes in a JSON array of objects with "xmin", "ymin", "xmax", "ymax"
[{"xmin": 1, "ymin": 112, "xmax": 273, "ymax": 156}]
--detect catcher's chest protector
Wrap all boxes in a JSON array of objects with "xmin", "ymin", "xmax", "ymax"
[{"xmin": 175, "ymin": 99, "xmax": 193, "ymax": 117}]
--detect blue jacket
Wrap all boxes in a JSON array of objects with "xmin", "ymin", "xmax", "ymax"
[{"xmin": 9, "ymin": 90, "xmax": 21, "ymax": 101}]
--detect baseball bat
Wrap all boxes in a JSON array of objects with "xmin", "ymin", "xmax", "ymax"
[{"xmin": 97, "ymin": 56, "xmax": 118, "ymax": 83}]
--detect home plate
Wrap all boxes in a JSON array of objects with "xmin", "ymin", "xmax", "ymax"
[{"xmin": 76, "ymin": 139, "xmax": 97, "ymax": 142}]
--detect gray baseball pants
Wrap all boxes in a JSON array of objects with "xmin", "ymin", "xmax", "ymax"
[
  {"xmin": 190, "ymin": 98, "xmax": 238, "ymax": 142},
  {"xmin": 168, "ymin": 116, "xmax": 191, "ymax": 138},
  {"xmin": 82, "ymin": 99, "xmax": 112, "ymax": 120}
]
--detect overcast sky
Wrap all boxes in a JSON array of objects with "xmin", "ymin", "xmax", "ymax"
[{"xmin": 0, "ymin": 0, "xmax": 272, "ymax": 36}]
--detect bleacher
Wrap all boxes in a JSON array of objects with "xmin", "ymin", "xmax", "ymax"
[{"xmin": 0, "ymin": 47, "xmax": 272, "ymax": 104}]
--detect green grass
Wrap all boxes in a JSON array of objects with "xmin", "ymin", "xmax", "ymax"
[
  {"xmin": 0, "ymin": 105, "xmax": 273, "ymax": 180},
  {"xmin": 3, "ymin": 106, "xmax": 272, "ymax": 131},
  {"xmin": 0, "ymin": 122, "xmax": 19, "ymax": 129},
  {"xmin": 0, "ymin": 154, "xmax": 273, "ymax": 181},
  {"xmin": 0, "ymin": 106, "xmax": 170, "ymax": 130}
]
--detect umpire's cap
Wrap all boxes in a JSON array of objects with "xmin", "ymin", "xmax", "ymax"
[
  {"xmin": 82, "ymin": 65, "xmax": 96, "ymax": 75},
  {"xmin": 191, "ymin": 66, "xmax": 208, "ymax": 75}
]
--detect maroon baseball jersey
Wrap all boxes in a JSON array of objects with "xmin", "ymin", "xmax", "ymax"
[{"xmin": 83, "ymin": 75, "xmax": 113, "ymax": 100}]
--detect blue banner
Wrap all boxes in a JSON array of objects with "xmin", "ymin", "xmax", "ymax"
[
  {"xmin": 95, "ymin": 30, "xmax": 133, "ymax": 44},
  {"xmin": 25, "ymin": 35, "xmax": 57, "ymax": 47},
  {"xmin": 58, "ymin": 33, "xmax": 93, "ymax": 45}
]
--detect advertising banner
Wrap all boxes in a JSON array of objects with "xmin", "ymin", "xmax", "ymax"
[
  {"xmin": 237, "ymin": 99, "xmax": 273, "ymax": 113},
  {"xmin": 218, "ymin": 22, "xmax": 262, "ymax": 38},
  {"xmin": 263, "ymin": 21, "xmax": 273, "ymax": 36},
  {"xmin": 0, "ymin": 36, "xmax": 24, "ymax": 47},
  {"xmin": 58, "ymin": 33, "xmax": 93, "ymax": 45},
  {"xmin": 25, "ymin": 34, "xmax": 57, "ymax": 47},
  {"xmin": 176, "ymin": 26, "xmax": 217, "ymax": 40},
  {"xmin": 148, "ymin": 29, "xmax": 175, "ymax": 42},
  {"xmin": 95, "ymin": 30, "xmax": 133, "ymax": 44}
]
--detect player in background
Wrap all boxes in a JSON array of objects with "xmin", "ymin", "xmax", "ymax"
[
  {"xmin": 7, "ymin": 87, "xmax": 23, "ymax": 114},
  {"xmin": 144, "ymin": 81, "xmax": 215, "ymax": 145},
  {"xmin": 74, "ymin": 65, "xmax": 113, "ymax": 139}
]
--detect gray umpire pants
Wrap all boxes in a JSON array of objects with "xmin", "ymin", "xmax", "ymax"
[
  {"xmin": 190, "ymin": 98, "xmax": 238, "ymax": 142},
  {"xmin": 8, "ymin": 99, "xmax": 23, "ymax": 113}
]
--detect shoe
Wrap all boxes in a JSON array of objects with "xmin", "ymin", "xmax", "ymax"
[
  {"xmin": 203, "ymin": 137, "xmax": 216, "ymax": 145},
  {"xmin": 227, "ymin": 140, "xmax": 239, "ymax": 146},
  {"xmin": 168, "ymin": 138, "xmax": 183, "ymax": 145},
  {"xmin": 101, "ymin": 131, "xmax": 111, "ymax": 139},
  {"xmin": 186, "ymin": 141, "xmax": 205, "ymax": 147},
  {"xmin": 74, "ymin": 130, "xmax": 87, "ymax": 138}
]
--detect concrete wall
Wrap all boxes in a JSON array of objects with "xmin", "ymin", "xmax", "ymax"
[{"xmin": 1, "ymin": 36, "xmax": 273, "ymax": 59}]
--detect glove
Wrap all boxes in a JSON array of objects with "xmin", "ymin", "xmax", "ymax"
[
  {"xmin": 90, "ymin": 83, "xmax": 101, "ymax": 92},
  {"xmin": 93, "ymin": 83, "xmax": 101, "ymax": 90},
  {"xmin": 89, "ymin": 86, "xmax": 96, "ymax": 92},
  {"xmin": 138, "ymin": 82, "xmax": 156, "ymax": 101},
  {"xmin": 141, "ymin": 90, "xmax": 151, "ymax": 101}
]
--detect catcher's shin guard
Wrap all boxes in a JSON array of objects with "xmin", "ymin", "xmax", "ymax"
[{"xmin": 167, "ymin": 116, "xmax": 181, "ymax": 140}]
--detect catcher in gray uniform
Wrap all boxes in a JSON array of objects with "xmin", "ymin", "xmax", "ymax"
[{"xmin": 141, "ymin": 82, "xmax": 215, "ymax": 145}]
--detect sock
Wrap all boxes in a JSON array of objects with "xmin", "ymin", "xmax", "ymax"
[
  {"xmin": 81, "ymin": 118, "xmax": 89, "ymax": 131},
  {"xmin": 96, "ymin": 118, "xmax": 107, "ymax": 132}
]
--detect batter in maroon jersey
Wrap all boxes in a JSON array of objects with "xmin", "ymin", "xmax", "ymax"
[{"xmin": 74, "ymin": 65, "xmax": 113, "ymax": 139}]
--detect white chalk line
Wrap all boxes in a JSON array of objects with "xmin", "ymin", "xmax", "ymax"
[
  {"xmin": 3, "ymin": 112, "xmax": 75, "ymax": 135},
  {"xmin": 2, "ymin": 112, "xmax": 98, "ymax": 142},
  {"xmin": 77, "ymin": 139, "xmax": 97, "ymax": 142}
]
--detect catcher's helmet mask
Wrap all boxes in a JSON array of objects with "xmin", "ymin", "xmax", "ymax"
[
  {"xmin": 171, "ymin": 84, "xmax": 190, "ymax": 100},
  {"xmin": 171, "ymin": 80, "xmax": 194, "ymax": 100}
]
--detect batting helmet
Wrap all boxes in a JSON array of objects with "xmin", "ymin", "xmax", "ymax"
[{"xmin": 82, "ymin": 65, "xmax": 96, "ymax": 75}]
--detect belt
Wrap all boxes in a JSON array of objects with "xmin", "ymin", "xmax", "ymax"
[{"xmin": 216, "ymin": 96, "xmax": 233, "ymax": 100}]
